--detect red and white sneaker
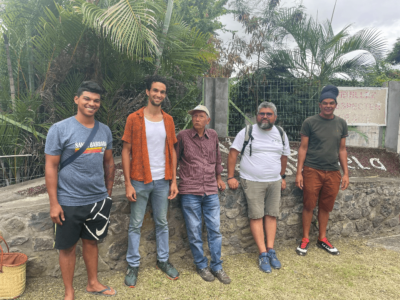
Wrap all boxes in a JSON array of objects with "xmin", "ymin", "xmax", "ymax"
[
  {"xmin": 296, "ymin": 238, "xmax": 310, "ymax": 256},
  {"xmin": 317, "ymin": 237, "xmax": 340, "ymax": 255}
]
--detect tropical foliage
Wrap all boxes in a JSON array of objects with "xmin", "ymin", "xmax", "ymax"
[
  {"xmin": 361, "ymin": 62, "xmax": 400, "ymax": 86},
  {"xmin": 260, "ymin": 10, "xmax": 387, "ymax": 82},
  {"xmin": 386, "ymin": 37, "xmax": 400, "ymax": 65},
  {"xmin": 207, "ymin": 0, "xmax": 304, "ymax": 78},
  {"xmin": 174, "ymin": 0, "xmax": 229, "ymax": 35},
  {"xmin": 0, "ymin": 0, "xmax": 223, "ymax": 185}
]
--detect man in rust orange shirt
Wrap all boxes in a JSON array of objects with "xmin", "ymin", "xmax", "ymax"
[{"xmin": 121, "ymin": 75, "xmax": 179, "ymax": 288}]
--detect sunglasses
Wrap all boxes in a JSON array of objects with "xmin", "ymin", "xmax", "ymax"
[{"xmin": 258, "ymin": 112, "xmax": 274, "ymax": 117}]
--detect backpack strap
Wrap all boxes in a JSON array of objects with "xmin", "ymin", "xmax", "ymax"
[
  {"xmin": 275, "ymin": 125, "xmax": 286, "ymax": 148},
  {"xmin": 60, "ymin": 120, "xmax": 99, "ymax": 170},
  {"xmin": 240, "ymin": 124, "xmax": 254, "ymax": 156}
]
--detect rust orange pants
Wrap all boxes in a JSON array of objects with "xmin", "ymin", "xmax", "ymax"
[{"xmin": 302, "ymin": 166, "xmax": 341, "ymax": 212}]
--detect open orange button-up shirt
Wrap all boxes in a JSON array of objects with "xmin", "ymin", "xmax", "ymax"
[{"xmin": 122, "ymin": 107, "xmax": 178, "ymax": 184}]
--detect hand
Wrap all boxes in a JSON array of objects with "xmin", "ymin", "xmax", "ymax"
[
  {"xmin": 50, "ymin": 203, "xmax": 65, "ymax": 225},
  {"xmin": 341, "ymin": 174, "xmax": 349, "ymax": 190},
  {"xmin": 295, "ymin": 174, "xmax": 303, "ymax": 190},
  {"xmin": 168, "ymin": 182, "xmax": 179, "ymax": 200},
  {"xmin": 125, "ymin": 184, "xmax": 137, "ymax": 202},
  {"xmin": 217, "ymin": 179, "xmax": 226, "ymax": 191},
  {"xmin": 227, "ymin": 178, "xmax": 239, "ymax": 190},
  {"xmin": 281, "ymin": 178, "xmax": 286, "ymax": 190}
]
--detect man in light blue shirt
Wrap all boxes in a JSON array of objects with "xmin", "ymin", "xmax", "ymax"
[{"xmin": 45, "ymin": 81, "xmax": 116, "ymax": 299}]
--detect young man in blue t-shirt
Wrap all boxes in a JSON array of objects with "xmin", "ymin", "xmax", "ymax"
[{"xmin": 45, "ymin": 81, "xmax": 116, "ymax": 299}]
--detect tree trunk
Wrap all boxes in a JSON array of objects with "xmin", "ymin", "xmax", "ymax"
[
  {"xmin": 26, "ymin": 26, "xmax": 34, "ymax": 92},
  {"xmin": 154, "ymin": 0, "xmax": 174, "ymax": 73},
  {"xmin": 3, "ymin": 34, "xmax": 16, "ymax": 110}
]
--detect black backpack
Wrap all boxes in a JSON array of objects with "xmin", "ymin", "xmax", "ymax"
[{"xmin": 240, "ymin": 124, "xmax": 286, "ymax": 157}]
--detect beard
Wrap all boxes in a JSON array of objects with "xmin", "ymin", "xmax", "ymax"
[
  {"xmin": 257, "ymin": 119, "xmax": 273, "ymax": 130},
  {"xmin": 150, "ymin": 98, "xmax": 162, "ymax": 107}
]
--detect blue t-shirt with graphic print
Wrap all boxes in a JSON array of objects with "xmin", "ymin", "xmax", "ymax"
[{"xmin": 45, "ymin": 116, "xmax": 113, "ymax": 206}]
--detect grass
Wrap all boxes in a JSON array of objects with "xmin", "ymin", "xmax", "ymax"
[{"xmin": 20, "ymin": 239, "xmax": 400, "ymax": 299}]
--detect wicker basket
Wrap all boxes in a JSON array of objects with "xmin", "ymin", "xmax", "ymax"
[{"xmin": 0, "ymin": 236, "xmax": 28, "ymax": 299}]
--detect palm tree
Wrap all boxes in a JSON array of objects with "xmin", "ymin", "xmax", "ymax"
[
  {"xmin": 2, "ymin": 34, "xmax": 16, "ymax": 110},
  {"xmin": 76, "ymin": 0, "xmax": 215, "ymax": 76},
  {"xmin": 155, "ymin": 0, "xmax": 174, "ymax": 71},
  {"xmin": 261, "ymin": 10, "xmax": 386, "ymax": 82},
  {"xmin": 0, "ymin": 0, "xmax": 213, "ymax": 185}
]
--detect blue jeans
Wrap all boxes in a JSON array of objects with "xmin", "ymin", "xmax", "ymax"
[
  {"xmin": 181, "ymin": 193, "xmax": 223, "ymax": 272},
  {"xmin": 126, "ymin": 179, "xmax": 170, "ymax": 267}
]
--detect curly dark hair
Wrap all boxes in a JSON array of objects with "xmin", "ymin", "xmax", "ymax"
[{"xmin": 145, "ymin": 75, "xmax": 168, "ymax": 92}]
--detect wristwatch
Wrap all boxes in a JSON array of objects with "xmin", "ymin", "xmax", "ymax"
[{"xmin": 281, "ymin": 174, "xmax": 286, "ymax": 179}]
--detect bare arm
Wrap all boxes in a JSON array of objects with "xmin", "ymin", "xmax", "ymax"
[
  {"xmin": 168, "ymin": 147, "xmax": 179, "ymax": 200},
  {"xmin": 103, "ymin": 149, "xmax": 115, "ymax": 197},
  {"xmin": 295, "ymin": 135, "xmax": 309, "ymax": 190},
  {"xmin": 45, "ymin": 154, "xmax": 64, "ymax": 225},
  {"xmin": 338, "ymin": 137, "xmax": 349, "ymax": 190},
  {"xmin": 122, "ymin": 141, "xmax": 136, "ymax": 201},
  {"xmin": 280, "ymin": 155, "xmax": 288, "ymax": 190},
  {"xmin": 227, "ymin": 148, "xmax": 239, "ymax": 190}
]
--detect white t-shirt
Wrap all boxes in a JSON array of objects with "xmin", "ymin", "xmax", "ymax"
[
  {"xmin": 145, "ymin": 118, "xmax": 166, "ymax": 180},
  {"xmin": 230, "ymin": 125, "xmax": 290, "ymax": 182}
]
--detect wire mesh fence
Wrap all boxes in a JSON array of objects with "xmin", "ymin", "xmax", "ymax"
[
  {"xmin": 229, "ymin": 78, "xmax": 321, "ymax": 141},
  {"xmin": 228, "ymin": 77, "xmax": 379, "ymax": 140}
]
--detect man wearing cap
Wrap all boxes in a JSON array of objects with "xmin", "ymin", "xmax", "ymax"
[
  {"xmin": 295, "ymin": 85, "xmax": 349, "ymax": 256},
  {"xmin": 174, "ymin": 105, "xmax": 231, "ymax": 284}
]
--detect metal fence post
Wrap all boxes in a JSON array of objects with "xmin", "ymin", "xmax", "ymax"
[
  {"xmin": 203, "ymin": 77, "xmax": 229, "ymax": 137},
  {"xmin": 384, "ymin": 81, "xmax": 400, "ymax": 152}
]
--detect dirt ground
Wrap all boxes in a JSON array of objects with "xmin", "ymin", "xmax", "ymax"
[{"xmin": 345, "ymin": 146, "xmax": 400, "ymax": 178}]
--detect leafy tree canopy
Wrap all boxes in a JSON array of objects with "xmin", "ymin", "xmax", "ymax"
[
  {"xmin": 206, "ymin": 0, "xmax": 303, "ymax": 78},
  {"xmin": 174, "ymin": 0, "xmax": 229, "ymax": 35},
  {"xmin": 361, "ymin": 61, "xmax": 400, "ymax": 86},
  {"xmin": 386, "ymin": 38, "xmax": 400, "ymax": 65}
]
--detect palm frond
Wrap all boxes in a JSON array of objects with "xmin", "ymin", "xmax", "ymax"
[
  {"xmin": 264, "ymin": 10, "xmax": 387, "ymax": 82},
  {"xmin": 75, "ymin": 0, "xmax": 161, "ymax": 58},
  {"xmin": 157, "ymin": 15, "xmax": 217, "ymax": 75},
  {"xmin": 32, "ymin": 4, "xmax": 86, "ymax": 79},
  {"xmin": 338, "ymin": 28, "xmax": 386, "ymax": 60}
]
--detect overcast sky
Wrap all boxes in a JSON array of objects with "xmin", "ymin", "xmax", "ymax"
[{"xmin": 216, "ymin": 0, "xmax": 400, "ymax": 52}]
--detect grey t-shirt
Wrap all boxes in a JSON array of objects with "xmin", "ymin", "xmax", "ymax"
[
  {"xmin": 300, "ymin": 114, "xmax": 348, "ymax": 171},
  {"xmin": 45, "ymin": 116, "xmax": 113, "ymax": 206}
]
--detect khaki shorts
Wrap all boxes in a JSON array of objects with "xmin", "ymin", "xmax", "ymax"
[
  {"xmin": 240, "ymin": 178, "xmax": 281, "ymax": 219},
  {"xmin": 302, "ymin": 166, "xmax": 341, "ymax": 212}
]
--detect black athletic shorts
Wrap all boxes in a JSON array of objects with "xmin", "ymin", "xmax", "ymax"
[{"xmin": 54, "ymin": 197, "xmax": 112, "ymax": 250}]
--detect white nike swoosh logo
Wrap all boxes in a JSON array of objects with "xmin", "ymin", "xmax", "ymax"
[{"xmin": 96, "ymin": 221, "xmax": 109, "ymax": 236}]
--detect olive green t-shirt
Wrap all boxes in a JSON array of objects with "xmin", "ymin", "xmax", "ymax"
[{"xmin": 300, "ymin": 114, "xmax": 348, "ymax": 171}]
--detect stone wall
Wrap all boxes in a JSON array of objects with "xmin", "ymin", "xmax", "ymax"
[{"xmin": 1, "ymin": 176, "xmax": 399, "ymax": 278}]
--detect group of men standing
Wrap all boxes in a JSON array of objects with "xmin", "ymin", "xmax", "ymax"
[{"xmin": 45, "ymin": 77, "xmax": 349, "ymax": 299}]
